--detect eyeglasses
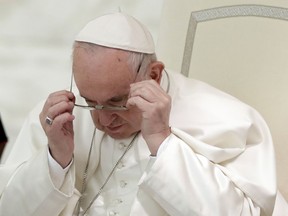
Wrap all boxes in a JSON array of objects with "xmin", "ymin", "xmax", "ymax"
[{"xmin": 70, "ymin": 60, "xmax": 143, "ymax": 111}]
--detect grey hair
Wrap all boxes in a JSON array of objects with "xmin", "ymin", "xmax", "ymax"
[
  {"xmin": 127, "ymin": 51, "xmax": 157, "ymax": 77},
  {"xmin": 72, "ymin": 41, "xmax": 157, "ymax": 76}
]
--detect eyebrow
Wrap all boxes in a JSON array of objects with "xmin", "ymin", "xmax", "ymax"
[{"xmin": 81, "ymin": 94, "xmax": 128, "ymax": 103}]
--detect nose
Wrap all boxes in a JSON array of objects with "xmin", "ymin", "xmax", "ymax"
[{"xmin": 97, "ymin": 111, "xmax": 117, "ymax": 126}]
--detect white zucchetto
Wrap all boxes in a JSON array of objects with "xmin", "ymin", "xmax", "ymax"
[{"xmin": 75, "ymin": 12, "xmax": 155, "ymax": 54}]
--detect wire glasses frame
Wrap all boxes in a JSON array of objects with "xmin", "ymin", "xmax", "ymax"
[{"xmin": 70, "ymin": 60, "xmax": 143, "ymax": 111}]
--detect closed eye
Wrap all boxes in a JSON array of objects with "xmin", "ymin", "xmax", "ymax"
[
  {"xmin": 109, "ymin": 95, "xmax": 128, "ymax": 103},
  {"xmin": 83, "ymin": 95, "xmax": 128, "ymax": 106},
  {"xmin": 85, "ymin": 99, "xmax": 97, "ymax": 106}
]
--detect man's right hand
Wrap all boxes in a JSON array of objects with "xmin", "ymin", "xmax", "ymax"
[{"xmin": 39, "ymin": 90, "xmax": 75, "ymax": 168}]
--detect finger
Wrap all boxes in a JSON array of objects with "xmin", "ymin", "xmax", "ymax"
[
  {"xmin": 42, "ymin": 92, "xmax": 75, "ymax": 119},
  {"xmin": 40, "ymin": 91, "xmax": 75, "ymax": 127},
  {"xmin": 129, "ymin": 86, "xmax": 169, "ymax": 109},
  {"xmin": 44, "ymin": 114, "xmax": 74, "ymax": 135},
  {"xmin": 46, "ymin": 91, "xmax": 75, "ymax": 107},
  {"xmin": 51, "ymin": 112, "xmax": 75, "ymax": 132},
  {"xmin": 130, "ymin": 80, "xmax": 167, "ymax": 95},
  {"xmin": 48, "ymin": 90, "xmax": 75, "ymax": 98},
  {"xmin": 130, "ymin": 80, "xmax": 160, "ymax": 93},
  {"xmin": 47, "ymin": 90, "xmax": 75, "ymax": 101},
  {"xmin": 126, "ymin": 95, "xmax": 151, "ymax": 113},
  {"xmin": 131, "ymin": 79, "xmax": 164, "ymax": 91},
  {"xmin": 46, "ymin": 101, "xmax": 74, "ymax": 120},
  {"xmin": 127, "ymin": 95, "xmax": 168, "ymax": 118},
  {"xmin": 130, "ymin": 80, "xmax": 167, "ymax": 101}
]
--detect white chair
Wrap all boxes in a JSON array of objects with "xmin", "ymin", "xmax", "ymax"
[{"xmin": 156, "ymin": 0, "xmax": 288, "ymax": 214}]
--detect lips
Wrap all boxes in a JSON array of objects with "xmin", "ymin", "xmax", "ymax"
[{"xmin": 107, "ymin": 124, "xmax": 124, "ymax": 131}]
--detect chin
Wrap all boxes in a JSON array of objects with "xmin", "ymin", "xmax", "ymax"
[
  {"xmin": 107, "ymin": 133, "xmax": 129, "ymax": 139},
  {"xmin": 105, "ymin": 130, "xmax": 134, "ymax": 139}
]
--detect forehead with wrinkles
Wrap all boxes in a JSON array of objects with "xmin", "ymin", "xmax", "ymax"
[{"xmin": 72, "ymin": 44, "xmax": 135, "ymax": 101}]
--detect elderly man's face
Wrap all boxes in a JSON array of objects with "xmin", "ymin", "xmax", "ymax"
[{"xmin": 73, "ymin": 46, "xmax": 143, "ymax": 139}]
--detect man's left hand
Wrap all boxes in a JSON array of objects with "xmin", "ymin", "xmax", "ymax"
[{"xmin": 127, "ymin": 80, "xmax": 171, "ymax": 155}]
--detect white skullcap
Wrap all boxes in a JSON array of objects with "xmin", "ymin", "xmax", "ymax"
[{"xmin": 75, "ymin": 12, "xmax": 155, "ymax": 54}]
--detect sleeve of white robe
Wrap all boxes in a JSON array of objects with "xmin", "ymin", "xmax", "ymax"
[
  {"xmin": 136, "ymin": 109, "xmax": 276, "ymax": 216},
  {"xmin": 0, "ymin": 102, "xmax": 76, "ymax": 216}
]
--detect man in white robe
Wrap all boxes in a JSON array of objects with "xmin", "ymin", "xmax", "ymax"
[{"xmin": 0, "ymin": 13, "xmax": 276, "ymax": 216}]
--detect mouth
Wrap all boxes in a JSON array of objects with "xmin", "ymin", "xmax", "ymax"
[{"xmin": 106, "ymin": 124, "xmax": 124, "ymax": 132}]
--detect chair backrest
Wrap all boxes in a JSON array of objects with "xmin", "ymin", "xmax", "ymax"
[{"xmin": 156, "ymin": 0, "xmax": 288, "ymax": 202}]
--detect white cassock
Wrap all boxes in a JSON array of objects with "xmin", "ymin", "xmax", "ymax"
[{"xmin": 0, "ymin": 71, "xmax": 276, "ymax": 216}]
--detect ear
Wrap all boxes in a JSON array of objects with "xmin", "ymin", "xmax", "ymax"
[{"xmin": 148, "ymin": 61, "xmax": 165, "ymax": 84}]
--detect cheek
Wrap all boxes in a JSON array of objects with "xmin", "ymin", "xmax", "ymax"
[{"xmin": 89, "ymin": 111, "xmax": 101, "ymax": 128}]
